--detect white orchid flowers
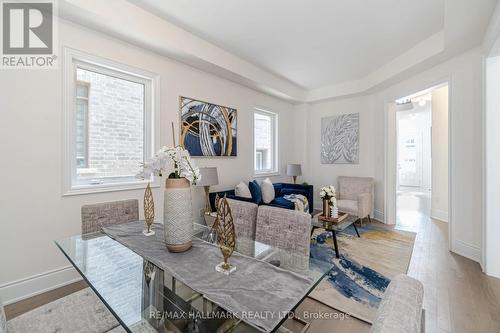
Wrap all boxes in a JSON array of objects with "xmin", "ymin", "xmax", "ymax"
[
  {"xmin": 319, "ymin": 185, "xmax": 336, "ymax": 202},
  {"xmin": 136, "ymin": 146, "xmax": 201, "ymax": 184}
]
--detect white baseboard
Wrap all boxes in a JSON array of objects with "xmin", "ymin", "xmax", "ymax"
[
  {"xmin": 373, "ymin": 209, "xmax": 385, "ymax": 223},
  {"xmin": 0, "ymin": 266, "xmax": 82, "ymax": 305},
  {"xmin": 451, "ymin": 239, "xmax": 481, "ymax": 263},
  {"xmin": 431, "ymin": 209, "xmax": 449, "ymax": 222}
]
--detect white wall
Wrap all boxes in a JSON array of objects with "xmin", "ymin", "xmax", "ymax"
[
  {"xmin": 431, "ymin": 86, "xmax": 449, "ymax": 222},
  {"xmin": 485, "ymin": 55, "xmax": 500, "ymax": 278},
  {"xmin": 0, "ymin": 15, "xmax": 491, "ymax": 303},
  {"xmin": 303, "ymin": 48, "xmax": 484, "ymax": 263},
  {"xmin": 304, "ymin": 95, "xmax": 381, "ymax": 217},
  {"xmin": 0, "ymin": 19, "xmax": 298, "ymax": 303}
]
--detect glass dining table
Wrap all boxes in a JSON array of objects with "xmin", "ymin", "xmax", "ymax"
[{"xmin": 55, "ymin": 223, "xmax": 333, "ymax": 333}]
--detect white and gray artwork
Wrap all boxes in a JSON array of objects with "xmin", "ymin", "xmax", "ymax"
[{"xmin": 321, "ymin": 113, "xmax": 359, "ymax": 164}]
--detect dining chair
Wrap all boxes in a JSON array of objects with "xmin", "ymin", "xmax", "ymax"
[
  {"xmin": 255, "ymin": 205, "xmax": 311, "ymax": 257},
  {"xmin": 226, "ymin": 198, "xmax": 258, "ymax": 239},
  {"xmin": 0, "ymin": 200, "xmax": 143, "ymax": 333},
  {"xmin": 81, "ymin": 199, "xmax": 139, "ymax": 235}
]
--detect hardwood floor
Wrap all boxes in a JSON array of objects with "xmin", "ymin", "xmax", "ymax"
[
  {"xmin": 5, "ymin": 195, "xmax": 500, "ymax": 332},
  {"xmin": 4, "ymin": 280, "xmax": 87, "ymax": 320}
]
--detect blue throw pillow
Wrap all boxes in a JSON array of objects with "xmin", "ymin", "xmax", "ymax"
[{"xmin": 249, "ymin": 180, "xmax": 262, "ymax": 204}]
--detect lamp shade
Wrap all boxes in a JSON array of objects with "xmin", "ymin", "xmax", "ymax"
[
  {"xmin": 286, "ymin": 164, "xmax": 302, "ymax": 177},
  {"xmin": 197, "ymin": 167, "xmax": 219, "ymax": 186}
]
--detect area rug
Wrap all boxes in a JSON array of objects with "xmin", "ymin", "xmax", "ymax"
[{"xmin": 309, "ymin": 222, "xmax": 416, "ymax": 323}]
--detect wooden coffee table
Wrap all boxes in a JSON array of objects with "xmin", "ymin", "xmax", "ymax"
[{"xmin": 311, "ymin": 212, "xmax": 360, "ymax": 258}]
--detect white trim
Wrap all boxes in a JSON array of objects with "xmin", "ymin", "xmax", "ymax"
[
  {"xmin": 451, "ymin": 239, "xmax": 482, "ymax": 263},
  {"xmin": 253, "ymin": 172, "xmax": 280, "ymax": 178},
  {"xmin": 431, "ymin": 209, "xmax": 448, "ymax": 222},
  {"xmin": 447, "ymin": 80, "xmax": 454, "ymax": 255},
  {"xmin": 481, "ymin": 54, "xmax": 487, "ymax": 273},
  {"xmin": 374, "ymin": 209, "xmax": 385, "ymax": 222},
  {"xmin": 63, "ymin": 180, "xmax": 160, "ymax": 196},
  {"xmin": 62, "ymin": 47, "xmax": 161, "ymax": 196},
  {"xmin": 0, "ymin": 266, "xmax": 81, "ymax": 305}
]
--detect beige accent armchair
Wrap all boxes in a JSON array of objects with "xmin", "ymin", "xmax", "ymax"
[{"xmin": 337, "ymin": 176, "xmax": 374, "ymax": 224}]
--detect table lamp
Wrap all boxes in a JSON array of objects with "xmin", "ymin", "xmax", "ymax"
[
  {"xmin": 197, "ymin": 167, "xmax": 219, "ymax": 213},
  {"xmin": 286, "ymin": 164, "xmax": 302, "ymax": 184}
]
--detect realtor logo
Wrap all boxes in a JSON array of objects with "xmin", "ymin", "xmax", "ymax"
[{"xmin": 1, "ymin": 1, "xmax": 57, "ymax": 68}]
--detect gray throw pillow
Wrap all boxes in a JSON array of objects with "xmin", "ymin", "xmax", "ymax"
[{"xmin": 0, "ymin": 295, "xmax": 6, "ymax": 333}]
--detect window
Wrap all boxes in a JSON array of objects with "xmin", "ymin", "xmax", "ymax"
[
  {"xmin": 63, "ymin": 48, "xmax": 158, "ymax": 194},
  {"xmin": 75, "ymin": 81, "xmax": 89, "ymax": 168},
  {"xmin": 254, "ymin": 109, "xmax": 278, "ymax": 174}
]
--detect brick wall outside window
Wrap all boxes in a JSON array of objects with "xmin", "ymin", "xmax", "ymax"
[{"xmin": 76, "ymin": 68, "xmax": 144, "ymax": 178}]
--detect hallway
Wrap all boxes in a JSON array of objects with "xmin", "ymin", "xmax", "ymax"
[
  {"xmin": 396, "ymin": 191, "xmax": 500, "ymax": 332},
  {"xmin": 396, "ymin": 190, "xmax": 431, "ymax": 232}
]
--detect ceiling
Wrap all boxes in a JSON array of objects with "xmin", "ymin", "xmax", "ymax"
[
  {"xmin": 132, "ymin": 0, "xmax": 445, "ymax": 89},
  {"xmin": 61, "ymin": 0, "xmax": 498, "ymax": 102}
]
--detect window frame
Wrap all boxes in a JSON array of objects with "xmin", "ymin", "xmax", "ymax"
[
  {"xmin": 63, "ymin": 48, "xmax": 160, "ymax": 196},
  {"xmin": 253, "ymin": 108, "xmax": 279, "ymax": 176},
  {"xmin": 75, "ymin": 80, "xmax": 89, "ymax": 169}
]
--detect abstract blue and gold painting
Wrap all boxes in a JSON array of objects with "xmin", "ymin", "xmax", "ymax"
[{"xmin": 180, "ymin": 97, "xmax": 237, "ymax": 157}]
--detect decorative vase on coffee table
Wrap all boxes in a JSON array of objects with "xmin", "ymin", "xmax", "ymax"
[
  {"xmin": 323, "ymin": 198, "xmax": 331, "ymax": 218},
  {"xmin": 164, "ymin": 177, "xmax": 193, "ymax": 252}
]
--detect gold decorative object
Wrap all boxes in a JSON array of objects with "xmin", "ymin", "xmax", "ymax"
[
  {"xmin": 322, "ymin": 199, "xmax": 331, "ymax": 218},
  {"xmin": 214, "ymin": 193, "xmax": 221, "ymax": 212},
  {"xmin": 143, "ymin": 183, "xmax": 156, "ymax": 236},
  {"xmin": 214, "ymin": 195, "xmax": 237, "ymax": 274}
]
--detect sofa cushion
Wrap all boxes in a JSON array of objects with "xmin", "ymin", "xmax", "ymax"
[
  {"xmin": 337, "ymin": 199, "xmax": 358, "ymax": 215},
  {"xmin": 273, "ymin": 183, "xmax": 283, "ymax": 197},
  {"xmin": 261, "ymin": 178, "xmax": 275, "ymax": 204},
  {"xmin": 235, "ymin": 181, "xmax": 252, "ymax": 198},
  {"xmin": 249, "ymin": 180, "xmax": 262, "ymax": 204},
  {"xmin": 270, "ymin": 197, "xmax": 295, "ymax": 210},
  {"xmin": 281, "ymin": 188, "xmax": 307, "ymax": 197}
]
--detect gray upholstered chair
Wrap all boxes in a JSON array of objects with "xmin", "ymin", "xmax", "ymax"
[
  {"xmin": 226, "ymin": 198, "xmax": 258, "ymax": 239},
  {"xmin": 0, "ymin": 200, "xmax": 142, "ymax": 332},
  {"xmin": 337, "ymin": 176, "xmax": 374, "ymax": 224},
  {"xmin": 1, "ymin": 289, "xmax": 122, "ymax": 333},
  {"xmin": 370, "ymin": 274, "xmax": 424, "ymax": 333},
  {"xmin": 255, "ymin": 205, "xmax": 311, "ymax": 257},
  {"xmin": 0, "ymin": 201, "xmax": 143, "ymax": 333},
  {"xmin": 81, "ymin": 199, "xmax": 139, "ymax": 235}
]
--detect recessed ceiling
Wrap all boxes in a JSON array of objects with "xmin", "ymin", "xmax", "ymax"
[{"xmin": 131, "ymin": 0, "xmax": 444, "ymax": 89}]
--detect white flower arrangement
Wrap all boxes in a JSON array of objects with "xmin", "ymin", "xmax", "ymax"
[
  {"xmin": 319, "ymin": 185, "xmax": 336, "ymax": 202},
  {"xmin": 136, "ymin": 146, "xmax": 201, "ymax": 184}
]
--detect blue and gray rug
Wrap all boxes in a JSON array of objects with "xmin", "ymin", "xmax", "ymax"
[{"xmin": 309, "ymin": 223, "xmax": 416, "ymax": 323}]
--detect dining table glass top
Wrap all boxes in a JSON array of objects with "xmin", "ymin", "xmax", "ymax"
[{"xmin": 55, "ymin": 222, "xmax": 333, "ymax": 333}]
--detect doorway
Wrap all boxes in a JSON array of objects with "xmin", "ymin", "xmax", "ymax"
[{"xmin": 394, "ymin": 85, "xmax": 449, "ymax": 231}]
